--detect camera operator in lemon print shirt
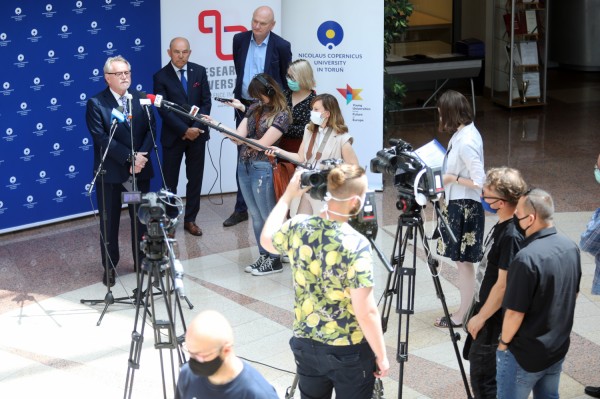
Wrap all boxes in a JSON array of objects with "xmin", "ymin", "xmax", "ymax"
[{"xmin": 261, "ymin": 165, "xmax": 389, "ymax": 399}]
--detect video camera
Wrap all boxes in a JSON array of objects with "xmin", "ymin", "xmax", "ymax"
[
  {"xmin": 122, "ymin": 190, "xmax": 178, "ymax": 238},
  {"xmin": 370, "ymin": 138, "xmax": 444, "ymax": 214},
  {"xmin": 300, "ymin": 158, "xmax": 344, "ymax": 200}
]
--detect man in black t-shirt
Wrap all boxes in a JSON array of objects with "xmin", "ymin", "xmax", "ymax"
[
  {"xmin": 497, "ymin": 189, "xmax": 581, "ymax": 399},
  {"xmin": 465, "ymin": 167, "xmax": 526, "ymax": 398}
]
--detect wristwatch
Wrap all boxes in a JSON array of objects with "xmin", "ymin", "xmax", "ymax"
[{"xmin": 498, "ymin": 334, "xmax": 511, "ymax": 346}]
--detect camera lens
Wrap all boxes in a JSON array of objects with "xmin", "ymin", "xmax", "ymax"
[
  {"xmin": 300, "ymin": 170, "xmax": 325, "ymax": 187},
  {"xmin": 308, "ymin": 173, "xmax": 325, "ymax": 186}
]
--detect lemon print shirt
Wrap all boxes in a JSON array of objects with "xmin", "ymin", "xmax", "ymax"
[{"xmin": 273, "ymin": 214, "xmax": 374, "ymax": 345}]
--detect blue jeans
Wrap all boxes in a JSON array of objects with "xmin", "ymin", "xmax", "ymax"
[
  {"xmin": 496, "ymin": 349, "xmax": 564, "ymax": 399},
  {"xmin": 237, "ymin": 160, "xmax": 276, "ymax": 256},
  {"xmin": 289, "ymin": 337, "xmax": 376, "ymax": 399}
]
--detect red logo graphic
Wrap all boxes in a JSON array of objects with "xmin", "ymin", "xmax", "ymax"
[{"xmin": 198, "ymin": 10, "xmax": 246, "ymax": 61}]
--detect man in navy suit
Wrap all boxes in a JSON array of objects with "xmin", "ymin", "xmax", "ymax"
[
  {"xmin": 223, "ymin": 5, "xmax": 292, "ymax": 227},
  {"xmin": 86, "ymin": 55, "xmax": 154, "ymax": 286},
  {"xmin": 154, "ymin": 37, "xmax": 212, "ymax": 236}
]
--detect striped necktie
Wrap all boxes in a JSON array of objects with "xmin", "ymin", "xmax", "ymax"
[{"xmin": 120, "ymin": 95, "xmax": 129, "ymax": 125}]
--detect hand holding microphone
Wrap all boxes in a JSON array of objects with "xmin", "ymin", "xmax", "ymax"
[{"xmin": 215, "ymin": 97, "xmax": 245, "ymax": 113}]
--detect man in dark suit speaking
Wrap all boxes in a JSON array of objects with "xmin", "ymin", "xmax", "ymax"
[
  {"xmin": 86, "ymin": 55, "xmax": 154, "ymax": 286},
  {"xmin": 223, "ymin": 5, "xmax": 292, "ymax": 228},
  {"xmin": 154, "ymin": 37, "xmax": 211, "ymax": 236}
]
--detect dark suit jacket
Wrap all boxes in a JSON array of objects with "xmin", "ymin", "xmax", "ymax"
[
  {"xmin": 233, "ymin": 30, "xmax": 292, "ymax": 99},
  {"xmin": 153, "ymin": 62, "xmax": 212, "ymax": 148},
  {"xmin": 86, "ymin": 87, "xmax": 155, "ymax": 184}
]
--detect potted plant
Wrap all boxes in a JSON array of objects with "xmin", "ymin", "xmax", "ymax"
[{"xmin": 384, "ymin": 0, "xmax": 413, "ymax": 127}]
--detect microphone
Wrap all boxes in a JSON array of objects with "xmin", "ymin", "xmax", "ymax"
[
  {"xmin": 172, "ymin": 259, "xmax": 186, "ymax": 298},
  {"xmin": 125, "ymin": 93, "xmax": 133, "ymax": 121},
  {"xmin": 111, "ymin": 106, "xmax": 125, "ymax": 125},
  {"xmin": 138, "ymin": 91, "xmax": 151, "ymax": 107}
]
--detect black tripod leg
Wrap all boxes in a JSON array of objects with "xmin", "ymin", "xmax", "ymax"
[
  {"xmin": 123, "ymin": 271, "xmax": 151, "ymax": 399},
  {"xmin": 396, "ymin": 223, "xmax": 417, "ymax": 399},
  {"xmin": 418, "ymin": 223, "xmax": 473, "ymax": 399}
]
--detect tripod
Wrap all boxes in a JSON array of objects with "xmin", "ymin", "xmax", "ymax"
[
  {"xmin": 380, "ymin": 206, "xmax": 473, "ymax": 399},
  {"xmin": 123, "ymin": 228, "xmax": 191, "ymax": 399}
]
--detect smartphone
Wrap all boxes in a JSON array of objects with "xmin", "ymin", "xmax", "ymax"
[{"xmin": 214, "ymin": 97, "xmax": 233, "ymax": 103}]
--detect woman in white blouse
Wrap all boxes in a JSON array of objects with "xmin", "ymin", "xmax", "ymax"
[{"xmin": 435, "ymin": 90, "xmax": 485, "ymax": 329}]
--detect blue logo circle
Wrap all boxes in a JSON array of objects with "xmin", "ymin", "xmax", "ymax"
[{"xmin": 317, "ymin": 21, "xmax": 344, "ymax": 50}]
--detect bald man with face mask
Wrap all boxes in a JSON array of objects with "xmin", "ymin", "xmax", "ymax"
[{"xmin": 175, "ymin": 310, "xmax": 278, "ymax": 399}]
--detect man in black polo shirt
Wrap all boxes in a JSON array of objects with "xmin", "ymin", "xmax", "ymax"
[
  {"xmin": 497, "ymin": 188, "xmax": 581, "ymax": 399},
  {"xmin": 465, "ymin": 167, "xmax": 526, "ymax": 398}
]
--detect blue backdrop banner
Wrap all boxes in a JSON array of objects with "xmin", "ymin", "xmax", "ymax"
[{"xmin": 0, "ymin": 0, "xmax": 161, "ymax": 233}]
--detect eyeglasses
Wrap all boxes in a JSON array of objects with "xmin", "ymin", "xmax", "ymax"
[
  {"xmin": 286, "ymin": 74, "xmax": 296, "ymax": 81},
  {"xmin": 516, "ymin": 187, "xmax": 537, "ymax": 221},
  {"xmin": 106, "ymin": 71, "xmax": 131, "ymax": 78},
  {"xmin": 524, "ymin": 188, "xmax": 537, "ymax": 215},
  {"xmin": 482, "ymin": 196, "xmax": 507, "ymax": 203}
]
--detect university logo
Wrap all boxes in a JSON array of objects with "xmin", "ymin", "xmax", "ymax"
[
  {"xmin": 198, "ymin": 10, "xmax": 246, "ymax": 61},
  {"xmin": 317, "ymin": 21, "xmax": 344, "ymax": 50},
  {"xmin": 337, "ymin": 84, "xmax": 363, "ymax": 104}
]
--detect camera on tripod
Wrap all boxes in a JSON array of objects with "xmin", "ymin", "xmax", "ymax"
[
  {"xmin": 122, "ymin": 190, "xmax": 178, "ymax": 239},
  {"xmin": 300, "ymin": 158, "xmax": 344, "ymax": 200},
  {"xmin": 370, "ymin": 138, "xmax": 444, "ymax": 214}
]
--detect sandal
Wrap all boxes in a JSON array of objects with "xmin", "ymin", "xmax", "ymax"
[{"xmin": 434, "ymin": 315, "xmax": 462, "ymax": 328}]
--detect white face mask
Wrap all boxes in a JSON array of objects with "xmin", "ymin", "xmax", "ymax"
[
  {"xmin": 310, "ymin": 111, "xmax": 325, "ymax": 126},
  {"xmin": 322, "ymin": 192, "xmax": 363, "ymax": 218}
]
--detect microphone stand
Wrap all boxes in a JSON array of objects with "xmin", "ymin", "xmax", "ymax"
[
  {"xmin": 80, "ymin": 120, "xmax": 134, "ymax": 326},
  {"xmin": 142, "ymin": 104, "xmax": 168, "ymax": 190},
  {"xmin": 159, "ymin": 102, "xmax": 310, "ymax": 169}
]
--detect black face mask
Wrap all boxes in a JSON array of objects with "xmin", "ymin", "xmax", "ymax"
[
  {"xmin": 188, "ymin": 355, "xmax": 224, "ymax": 377},
  {"xmin": 513, "ymin": 214, "xmax": 529, "ymax": 236}
]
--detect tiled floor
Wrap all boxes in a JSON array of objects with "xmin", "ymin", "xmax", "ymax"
[{"xmin": 1, "ymin": 69, "xmax": 599, "ymax": 398}]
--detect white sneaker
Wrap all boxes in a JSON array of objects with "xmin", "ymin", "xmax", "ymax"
[
  {"xmin": 281, "ymin": 254, "xmax": 290, "ymax": 263},
  {"xmin": 245, "ymin": 254, "xmax": 267, "ymax": 273}
]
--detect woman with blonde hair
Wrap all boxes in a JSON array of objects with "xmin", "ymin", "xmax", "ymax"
[{"xmin": 281, "ymin": 59, "xmax": 317, "ymax": 153}]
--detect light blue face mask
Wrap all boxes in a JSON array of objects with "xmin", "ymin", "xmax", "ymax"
[
  {"xmin": 287, "ymin": 78, "xmax": 300, "ymax": 92},
  {"xmin": 595, "ymin": 165, "xmax": 600, "ymax": 184}
]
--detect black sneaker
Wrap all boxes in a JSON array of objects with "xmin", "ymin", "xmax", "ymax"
[
  {"xmin": 252, "ymin": 257, "xmax": 283, "ymax": 276},
  {"xmin": 245, "ymin": 254, "xmax": 267, "ymax": 273}
]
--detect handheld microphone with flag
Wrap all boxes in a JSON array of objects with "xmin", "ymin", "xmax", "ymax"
[
  {"xmin": 138, "ymin": 91, "xmax": 152, "ymax": 107},
  {"xmin": 111, "ymin": 106, "xmax": 125, "ymax": 125}
]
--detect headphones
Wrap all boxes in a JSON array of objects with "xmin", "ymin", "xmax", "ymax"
[
  {"xmin": 254, "ymin": 74, "xmax": 275, "ymax": 97},
  {"xmin": 413, "ymin": 168, "xmax": 428, "ymax": 206}
]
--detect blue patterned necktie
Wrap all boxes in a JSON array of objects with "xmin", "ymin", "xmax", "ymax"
[
  {"xmin": 120, "ymin": 95, "xmax": 129, "ymax": 124},
  {"xmin": 179, "ymin": 69, "xmax": 188, "ymax": 95}
]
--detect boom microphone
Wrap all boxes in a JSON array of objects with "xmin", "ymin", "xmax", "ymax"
[{"xmin": 146, "ymin": 93, "xmax": 181, "ymax": 109}]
